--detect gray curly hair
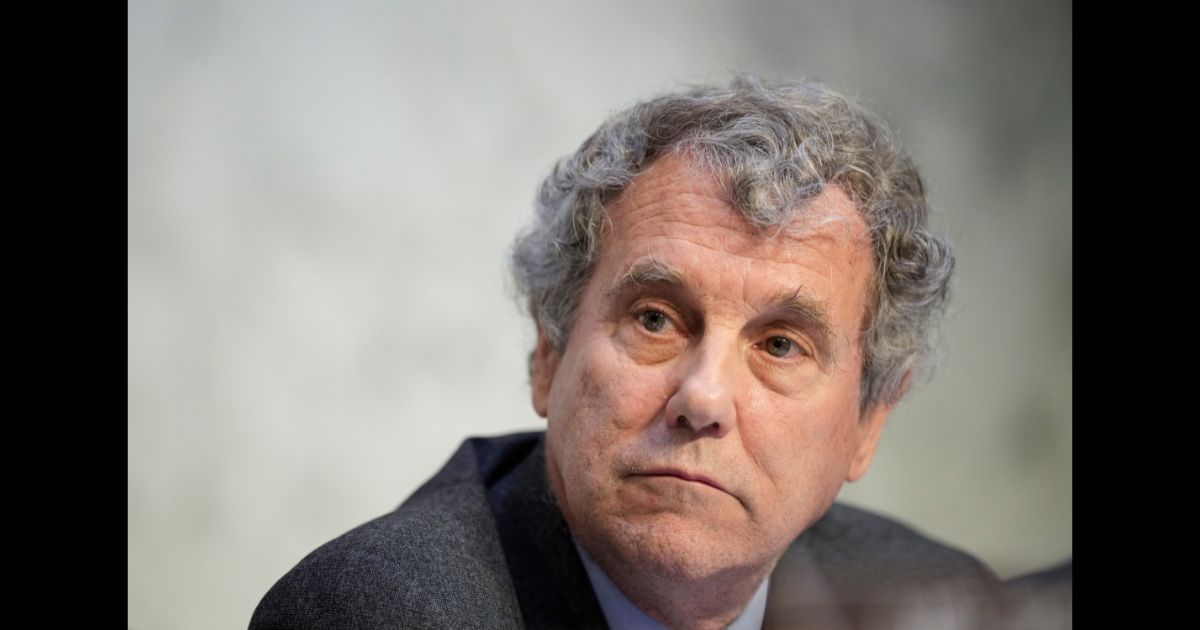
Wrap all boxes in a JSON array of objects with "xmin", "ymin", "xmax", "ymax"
[{"xmin": 510, "ymin": 74, "xmax": 954, "ymax": 411}]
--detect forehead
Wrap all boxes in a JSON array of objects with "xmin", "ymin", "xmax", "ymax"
[{"xmin": 595, "ymin": 154, "xmax": 875, "ymax": 300}]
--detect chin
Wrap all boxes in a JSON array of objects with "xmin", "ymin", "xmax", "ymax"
[{"xmin": 582, "ymin": 511, "xmax": 768, "ymax": 583}]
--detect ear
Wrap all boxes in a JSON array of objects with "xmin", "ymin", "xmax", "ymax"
[
  {"xmin": 846, "ymin": 368, "xmax": 912, "ymax": 482},
  {"xmin": 530, "ymin": 328, "xmax": 561, "ymax": 418}
]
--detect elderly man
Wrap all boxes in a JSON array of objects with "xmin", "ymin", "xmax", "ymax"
[{"xmin": 251, "ymin": 75, "xmax": 998, "ymax": 629}]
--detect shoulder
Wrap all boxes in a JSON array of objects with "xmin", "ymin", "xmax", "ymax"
[
  {"xmin": 249, "ymin": 433, "xmax": 543, "ymax": 629},
  {"xmin": 767, "ymin": 503, "xmax": 1003, "ymax": 626},
  {"xmin": 796, "ymin": 502, "xmax": 999, "ymax": 592}
]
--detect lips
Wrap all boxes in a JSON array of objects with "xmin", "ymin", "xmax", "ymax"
[{"xmin": 635, "ymin": 468, "xmax": 729, "ymax": 494}]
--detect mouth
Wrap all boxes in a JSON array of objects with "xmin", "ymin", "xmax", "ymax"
[{"xmin": 634, "ymin": 468, "xmax": 730, "ymax": 495}]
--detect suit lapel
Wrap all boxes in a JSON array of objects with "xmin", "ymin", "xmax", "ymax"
[{"xmin": 486, "ymin": 437, "xmax": 609, "ymax": 629}]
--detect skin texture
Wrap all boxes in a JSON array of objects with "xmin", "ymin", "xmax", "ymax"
[{"xmin": 531, "ymin": 153, "xmax": 903, "ymax": 629}]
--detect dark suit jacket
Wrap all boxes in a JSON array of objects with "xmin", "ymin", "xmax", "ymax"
[{"xmin": 250, "ymin": 432, "xmax": 1000, "ymax": 629}]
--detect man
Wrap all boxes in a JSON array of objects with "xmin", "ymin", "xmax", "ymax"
[{"xmin": 250, "ymin": 75, "xmax": 999, "ymax": 629}]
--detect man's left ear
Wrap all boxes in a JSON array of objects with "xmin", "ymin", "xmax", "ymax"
[{"xmin": 846, "ymin": 368, "xmax": 912, "ymax": 482}]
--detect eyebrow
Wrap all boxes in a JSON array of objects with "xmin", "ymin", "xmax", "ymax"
[
  {"xmin": 605, "ymin": 256, "xmax": 838, "ymax": 354},
  {"xmin": 765, "ymin": 287, "xmax": 837, "ymax": 357},
  {"xmin": 605, "ymin": 256, "xmax": 684, "ymax": 300}
]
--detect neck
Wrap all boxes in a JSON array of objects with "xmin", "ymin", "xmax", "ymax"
[{"xmin": 587, "ymin": 541, "xmax": 776, "ymax": 630}]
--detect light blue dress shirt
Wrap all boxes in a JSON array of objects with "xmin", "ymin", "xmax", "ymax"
[{"xmin": 574, "ymin": 540, "xmax": 770, "ymax": 630}]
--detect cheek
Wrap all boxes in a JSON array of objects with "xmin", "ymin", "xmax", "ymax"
[
  {"xmin": 552, "ymin": 338, "xmax": 672, "ymax": 429},
  {"xmin": 547, "ymin": 339, "xmax": 676, "ymax": 479},
  {"xmin": 741, "ymin": 392, "xmax": 864, "ymax": 501}
]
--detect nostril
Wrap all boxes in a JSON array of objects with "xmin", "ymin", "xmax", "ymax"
[{"xmin": 675, "ymin": 415, "xmax": 689, "ymax": 429}]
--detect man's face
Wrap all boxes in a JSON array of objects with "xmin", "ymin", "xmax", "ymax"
[{"xmin": 532, "ymin": 153, "xmax": 897, "ymax": 584}]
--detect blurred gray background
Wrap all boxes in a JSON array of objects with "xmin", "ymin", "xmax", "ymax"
[{"xmin": 128, "ymin": 1, "xmax": 1071, "ymax": 628}]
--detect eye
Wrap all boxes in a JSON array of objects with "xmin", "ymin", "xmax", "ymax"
[
  {"xmin": 763, "ymin": 335, "xmax": 802, "ymax": 358},
  {"xmin": 638, "ymin": 309, "xmax": 670, "ymax": 333}
]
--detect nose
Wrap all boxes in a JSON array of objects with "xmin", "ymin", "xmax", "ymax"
[{"xmin": 663, "ymin": 342, "xmax": 737, "ymax": 439}]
